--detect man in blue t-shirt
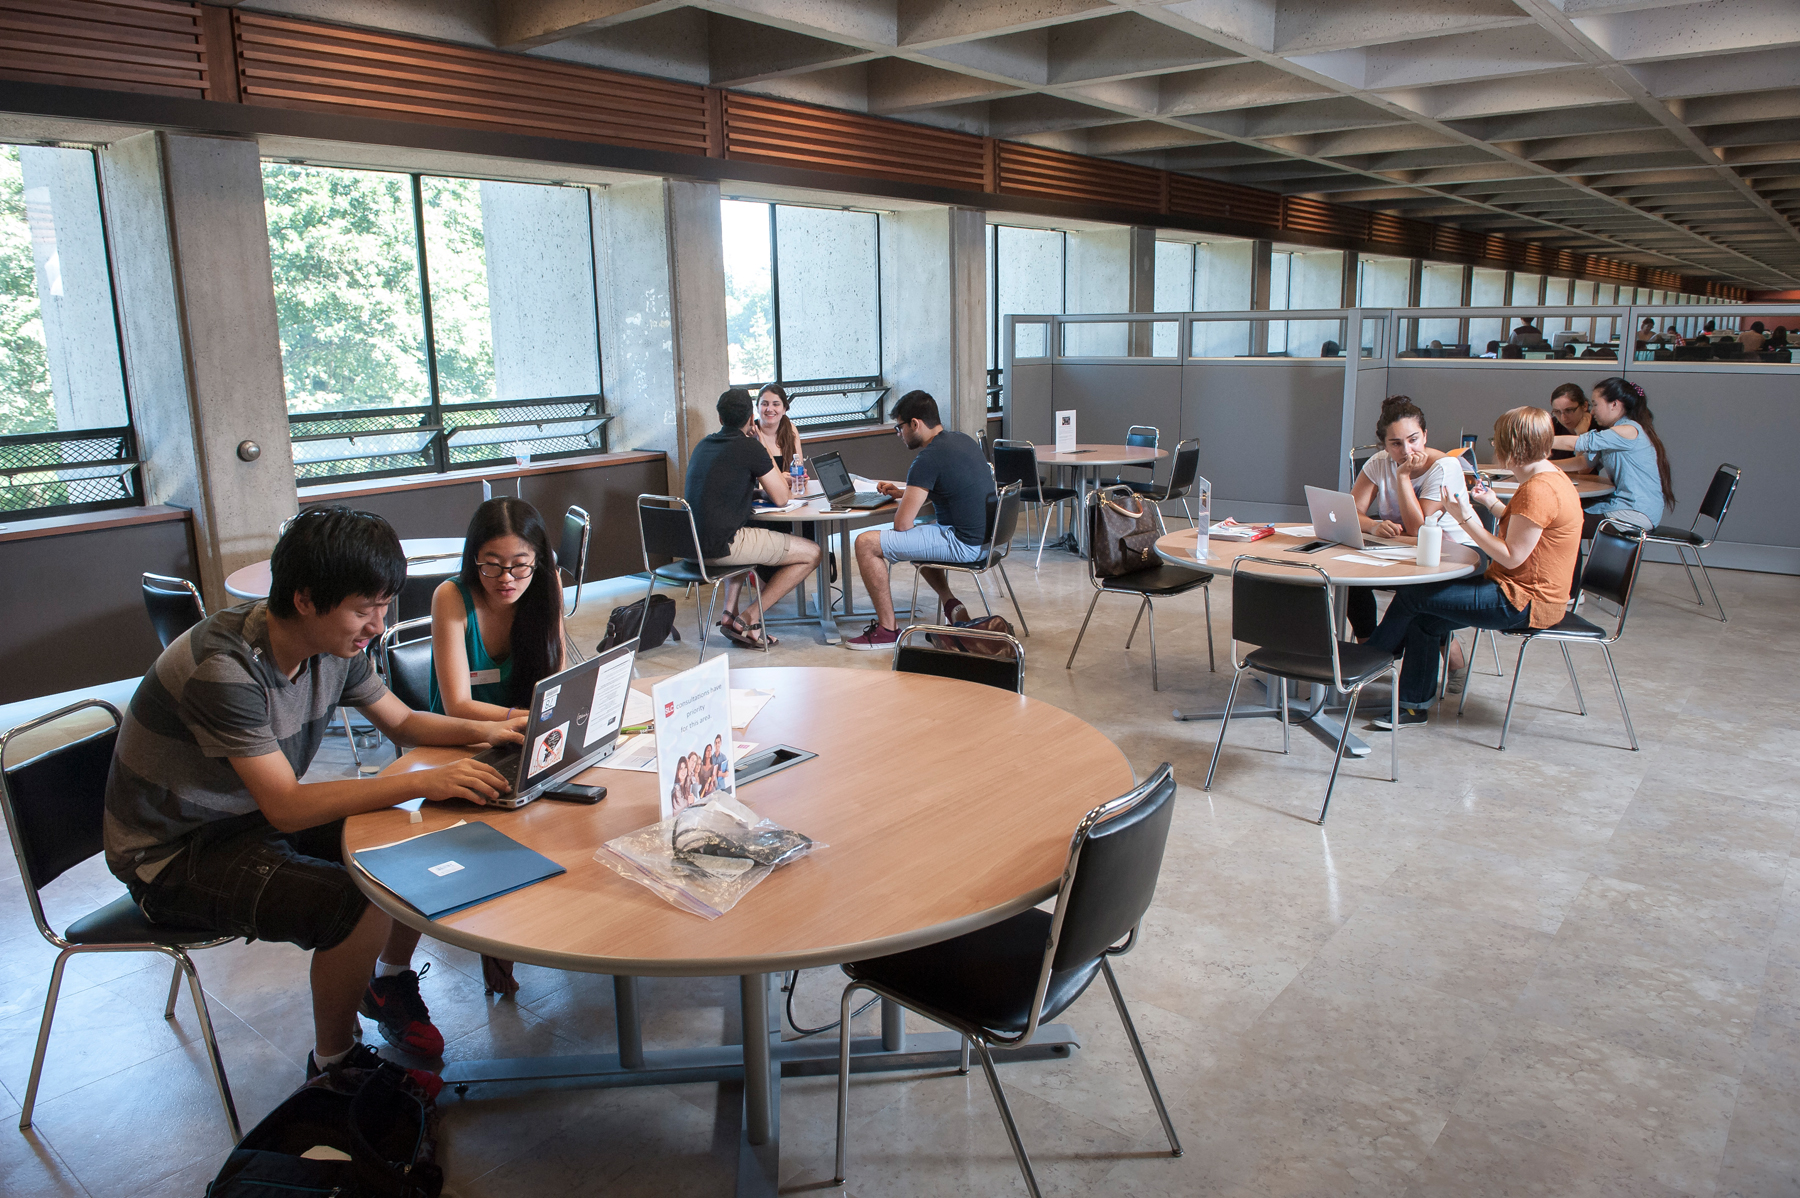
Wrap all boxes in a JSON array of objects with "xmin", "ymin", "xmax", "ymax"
[{"xmin": 844, "ymin": 390, "xmax": 995, "ymax": 651}]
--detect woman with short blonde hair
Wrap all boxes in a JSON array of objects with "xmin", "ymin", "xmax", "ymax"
[{"xmin": 1365, "ymin": 405, "xmax": 1583, "ymax": 728}]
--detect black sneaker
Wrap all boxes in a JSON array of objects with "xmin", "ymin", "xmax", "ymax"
[
  {"xmin": 306, "ymin": 1042, "xmax": 443, "ymax": 1101},
  {"xmin": 1369, "ymin": 707, "xmax": 1430, "ymax": 730},
  {"xmin": 360, "ymin": 962, "xmax": 445, "ymax": 1057}
]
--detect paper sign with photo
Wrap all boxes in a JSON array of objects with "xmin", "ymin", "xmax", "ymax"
[
  {"xmin": 651, "ymin": 654, "xmax": 735, "ymax": 819},
  {"xmin": 529, "ymin": 721, "xmax": 569, "ymax": 777},
  {"xmin": 1055, "ymin": 409, "xmax": 1077, "ymax": 453}
]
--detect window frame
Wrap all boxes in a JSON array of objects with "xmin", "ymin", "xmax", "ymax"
[
  {"xmin": 266, "ymin": 162, "xmax": 611, "ymax": 488},
  {"xmin": 0, "ymin": 142, "xmax": 142, "ymax": 520}
]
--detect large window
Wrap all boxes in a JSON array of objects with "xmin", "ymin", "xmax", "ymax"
[
  {"xmin": 722, "ymin": 198, "xmax": 883, "ymax": 428},
  {"xmin": 1268, "ymin": 246, "xmax": 1342, "ymax": 357},
  {"xmin": 263, "ymin": 163, "xmax": 607, "ymax": 483},
  {"xmin": 0, "ymin": 144, "xmax": 137, "ymax": 517}
]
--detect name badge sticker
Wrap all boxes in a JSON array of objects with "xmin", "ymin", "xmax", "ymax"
[
  {"xmin": 469, "ymin": 668, "xmax": 502, "ymax": 686},
  {"xmin": 428, "ymin": 860, "xmax": 464, "ymax": 877}
]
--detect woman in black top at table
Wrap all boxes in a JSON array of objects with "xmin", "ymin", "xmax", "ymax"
[{"xmin": 1547, "ymin": 383, "xmax": 1590, "ymax": 461}]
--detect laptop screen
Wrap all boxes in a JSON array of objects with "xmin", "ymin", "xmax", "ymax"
[
  {"xmin": 521, "ymin": 640, "xmax": 637, "ymax": 786},
  {"xmin": 810, "ymin": 452, "xmax": 854, "ymax": 500}
]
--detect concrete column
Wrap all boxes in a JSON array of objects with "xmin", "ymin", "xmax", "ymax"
[
  {"xmin": 880, "ymin": 206, "xmax": 987, "ymax": 438},
  {"xmin": 1340, "ymin": 251, "xmax": 1359, "ymax": 309},
  {"xmin": 20, "ymin": 147, "xmax": 129, "ymax": 430},
  {"xmin": 481, "ymin": 180, "xmax": 602, "ymax": 400},
  {"xmin": 99, "ymin": 132, "xmax": 295, "ymax": 609},
  {"xmin": 594, "ymin": 178, "xmax": 726, "ymax": 490},
  {"xmin": 1127, "ymin": 225, "xmax": 1155, "ymax": 354}
]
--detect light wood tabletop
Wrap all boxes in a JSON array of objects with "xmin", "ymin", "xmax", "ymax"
[
  {"xmin": 1478, "ymin": 465, "xmax": 1615, "ymax": 500},
  {"xmin": 1155, "ymin": 523, "xmax": 1480, "ymax": 586},
  {"xmin": 1035, "ymin": 444, "xmax": 1168, "ymax": 467},
  {"xmin": 345, "ymin": 666, "xmax": 1134, "ymax": 977},
  {"xmin": 225, "ymin": 537, "xmax": 465, "ymax": 599}
]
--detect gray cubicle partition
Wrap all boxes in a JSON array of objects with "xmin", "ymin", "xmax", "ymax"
[{"xmin": 1004, "ymin": 304, "xmax": 1800, "ymax": 574}]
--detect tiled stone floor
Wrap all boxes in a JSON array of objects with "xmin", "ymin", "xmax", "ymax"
[{"xmin": 4, "ymin": 548, "xmax": 1798, "ymax": 1196}]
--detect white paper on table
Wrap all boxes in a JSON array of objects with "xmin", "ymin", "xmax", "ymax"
[
  {"xmin": 1286, "ymin": 525, "xmax": 1316, "ymax": 538},
  {"xmin": 1362, "ymin": 546, "xmax": 1418, "ymax": 560},
  {"xmin": 592, "ymin": 734, "xmax": 757, "ymax": 773},
  {"xmin": 1334, "ymin": 553, "xmax": 1404, "ymax": 567},
  {"xmin": 753, "ymin": 499, "xmax": 808, "ymax": 513},
  {"xmin": 730, "ymin": 688, "xmax": 774, "ymax": 728},
  {"xmin": 850, "ymin": 473, "xmax": 885, "ymax": 492},
  {"xmin": 1054, "ymin": 410, "xmax": 1077, "ymax": 453},
  {"xmin": 362, "ymin": 819, "xmax": 467, "ymax": 853},
  {"xmin": 623, "ymin": 689, "xmax": 653, "ymax": 727}
]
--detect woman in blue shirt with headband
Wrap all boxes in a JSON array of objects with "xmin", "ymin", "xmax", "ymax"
[{"xmin": 1551, "ymin": 377, "xmax": 1675, "ymax": 536}]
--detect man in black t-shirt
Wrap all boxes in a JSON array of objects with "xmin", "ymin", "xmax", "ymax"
[
  {"xmin": 682, "ymin": 388, "xmax": 820, "ymax": 648},
  {"xmin": 844, "ymin": 390, "xmax": 995, "ymax": 651}
]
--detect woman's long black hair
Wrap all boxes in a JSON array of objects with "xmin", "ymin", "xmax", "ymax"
[
  {"xmin": 459, "ymin": 497, "xmax": 562, "ymax": 705},
  {"xmin": 1593, "ymin": 377, "xmax": 1676, "ymax": 507}
]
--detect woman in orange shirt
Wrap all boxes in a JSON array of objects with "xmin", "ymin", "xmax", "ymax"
[{"xmin": 1366, "ymin": 407, "xmax": 1583, "ymax": 728}]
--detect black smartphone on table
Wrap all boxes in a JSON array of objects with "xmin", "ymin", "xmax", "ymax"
[{"xmin": 544, "ymin": 783, "xmax": 607, "ymax": 804}]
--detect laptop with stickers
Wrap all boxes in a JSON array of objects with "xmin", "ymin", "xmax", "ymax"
[{"xmin": 468, "ymin": 639, "xmax": 638, "ymax": 809}]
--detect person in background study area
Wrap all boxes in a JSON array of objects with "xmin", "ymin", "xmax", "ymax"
[
  {"xmin": 1552, "ymin": 376, "xmax": 1674, "ymax": 536},
  {"xmin": 754, "ymin": 383, "xmax": 801, "ymax": 470},
  {"xmin": 1548, "ymin": 382, "xmax": 1590, "ymax": 461},
  {"xmin": 1740, "ymin": 322, "xmax": 1767, "ymax": 353}
]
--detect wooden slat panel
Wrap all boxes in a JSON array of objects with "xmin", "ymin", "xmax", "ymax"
[
  {"xmin": 997, "ymin": 141, "xmax": 1163, "ymax": 211},
  {"xmin": 1429, "ymin": 226, "xmax": 1484, "ymax": 261},
  {"xmin": 0, "ymin": 0, "xmax": 204, "ymax": 98},
  {"xmin": 722, "ymin": 94, "xmax": 988, "ymax": 191},
  {"xmin": 235, "ymin": 11, "xmax": 710, "ymax": 154},
  {"xmin": 1367, "ymin": 211, "xmax": 1434, "ymax": 256},
  {"xmin": 1281, "ymin": 195, "xmax": 1367, "ymax": 241},
  {"xmin": 1166, "ymin": 173, "xmax": 1282, "ymax": 227}
]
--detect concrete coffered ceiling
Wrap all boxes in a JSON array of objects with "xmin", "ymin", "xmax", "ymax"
[{"xmin": 228, "ymin": 0, "xmax": 1800, "ymax": 288}]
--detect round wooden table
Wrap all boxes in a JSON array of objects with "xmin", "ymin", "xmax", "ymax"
[
  {"xmin": 750, "ymin": 494, "xmax": 898, "ymax": 645},
  {"xmin": 346, "ymin": 666, "xmax": 1134, "ymax": 1192},
  {"xmin": 224, "ymin": 537, "xmax": 465, "ymax": 599},
  {"xmin": 1036, "ymin": 443, "xmax": 1169, "ymax": 554},
  {"xmin": 1479, "ymin": 465, "xmax": 1614, "ymax": 501}
]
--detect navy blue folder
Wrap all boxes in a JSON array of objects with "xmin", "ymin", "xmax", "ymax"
[{"xmin": 353, "ymin": 821, "xmax": 566, "ymax": 920}]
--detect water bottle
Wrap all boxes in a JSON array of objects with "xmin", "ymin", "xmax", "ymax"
[
  {"xmin": 1193, "ymin": 475, "xmax": 1210, "ymax": 561},
  {"xmin": 790, "ymin": 453, "xmax": 805, "ymax": 499}
]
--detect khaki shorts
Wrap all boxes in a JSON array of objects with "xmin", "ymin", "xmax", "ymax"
[{"xmin": 709, "ymin": 525, "xmax": 798, "ymax": 568}]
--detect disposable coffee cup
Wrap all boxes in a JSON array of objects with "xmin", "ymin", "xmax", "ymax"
[{"xmin": 1416, "ymin": 524, "xmax": 1442, "ymax": 567}]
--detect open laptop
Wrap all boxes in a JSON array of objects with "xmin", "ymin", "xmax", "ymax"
[
  {"xmin": 808, "ymin": 451, "xmax": 892, "ymax": 511},
  {"xmin": 1303, "ymin": 485, "xmax": 1408, "ymax": 551},
  {"xmin": 469, "ymin": 639, "xmax": 639, "ymax": 808}
]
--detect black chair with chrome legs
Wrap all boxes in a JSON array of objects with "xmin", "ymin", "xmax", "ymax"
[
  {"xmin": 141, "ymin": 573, "xmax": 205, "ymax": 648},
  {"xmin": 1644, "ymin": 463, "xmax": 1739, "ymax": 622},
  {"xmin": 1102, "ymin": 424, "xmax": 1160, "ymax": 494},
  {"xmin": 1205, "ymin": 557, "xmax": 1399, "ymax": 825},
  {"xmin": 1066, "ymin": 488, "xmax": 1214, "ymax": 690},
  {"xmin": 833, "ymin": 763, "xmax": 1183, "ymax": 1198},
  {"xmin": 558, "ymin": 504, "xmax": 593, "ymax": 663},
  {"xmin": 901, "ymin": 482, "xmax": 1031, "ymax": 636},
  {"xmin": 1459, "ymin": 518, "xmax": 1645, "ymax": 752},
  {"xmin": 1, "ymin": 701, "xmax": 240, "ymax": 1139},
  {"xmin": 993, "ymin": 440, "xmax": 1079, "ymax": 569},
  {"xmin": 894, "ymin": 623, "xmax": 1025, "ymax": 693},
  {"xmin": 635, "ymin": 495, "xmax": 767, "ymax": 663}
]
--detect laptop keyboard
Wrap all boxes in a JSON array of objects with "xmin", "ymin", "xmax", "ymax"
[{"xmin": 472, "ymin": 743, "xmax": 522, "ymax": 777}]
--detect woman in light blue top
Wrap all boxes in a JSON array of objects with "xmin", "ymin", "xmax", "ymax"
[{"xmin": 1551, "ymin": 376, "xmax": 1674, "ymax": 535}]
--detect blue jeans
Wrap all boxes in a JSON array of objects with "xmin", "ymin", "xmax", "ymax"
[{"xmin": 1368, "ymin": 578, "xmax": 1531, "ymax": 707}]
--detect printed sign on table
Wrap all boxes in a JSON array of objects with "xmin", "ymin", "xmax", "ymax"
[
  {"xmin": 1055, "ymin": 409, "xmax": 1077, "ymax": 454},
  {"xmin": 651, "ymin": 654, "xmax": 736, "ymax": 819}
]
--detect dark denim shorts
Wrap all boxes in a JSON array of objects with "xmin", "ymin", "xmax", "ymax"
[{"xmin": 128, "ymin": 813, "xmax": 368, "ymax": 951}]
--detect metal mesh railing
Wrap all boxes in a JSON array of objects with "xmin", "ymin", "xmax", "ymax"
[
  {"xmin": 287, "ymin": 396, "xmax": 609, "ymax": 482},
  {"xmin": 0, "ymin": 428, "xmax": 140, "ymax": 515},
  {"xmin": 774, "ymin": 380, "xmax": 889, "ymax": 429}
]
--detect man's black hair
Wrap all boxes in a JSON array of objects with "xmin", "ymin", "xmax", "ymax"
[
  {"xmin": 892, "ymin": 390, "xmax": 941, "ymax": 428},
  {"xmin": 268, "ymin": 506, "xmax": 406, "ymax": 618},
  {"xmin": 717, "ymin": 388, "xmax": 755, "ymax": 429}
]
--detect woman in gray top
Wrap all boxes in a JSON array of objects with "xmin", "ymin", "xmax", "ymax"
[{"xmin": 1551, "ymin": 377, "xmax": 1675, "ymax": 535}]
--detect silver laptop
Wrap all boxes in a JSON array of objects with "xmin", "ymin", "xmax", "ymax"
[
  {"xmin": 808, "ymin": 451, "xmax": 890, "ymax": 510},
  {"xmin": 469, "ymin": 639, "xmax": 638, "ymax": 808},
  {"xmin": 1303, "ymin": 485, "xmax": 1407, "ymax": 551}
]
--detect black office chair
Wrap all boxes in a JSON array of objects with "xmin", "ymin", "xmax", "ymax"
[
  {"xmin": 1643, "ymin": 463, "xmax": 1739, "ymax": 622},
  {"xmin": 635, "ymin": 495, "xmax": 767, "ymax": 662},
  {"xmin": 1459, "ymin": 518, "xmax": 1645, "ymax": 752},
  {"xmin": 1348, "ymin": 443, "xmax": 1380, "ymax": 485},
  {"xmin": 1102, "ymin": 424, "xmax": 1160, "ymax": 494},
  {"xmin": 1204, "ymin": 557, "xmax": 1399, "ymax": 824},
  {"xmin": 1, "ymin": 701, "xmax": 240, "ymax": 1139},
  {"xmin": 1066, "ymin": 488, "xmax": 1214, "ymax": 691},
  {"xmin": 893, "ymin": 624, "xmax": 1024, "ymax": 694},
  {"xmin": 141, "ymin": 573, "xmax": 205, "ymax": 648},
  {"xmin": 833, "ymin": 763, "xmax": 1183, "ymax": 1197},
  {"xmin": 377, "ymin": 616, "xmax": 435, "ymax": 757},
  {"xmin": 558, "ymin": 504, "xmax": 591, "ymax": 618},
  {"xmin": 992, "ymin": 440, "xmax": 1079, "ymax": 570},
  {"xmin": 900, "ymin": 483, "xmax": 1031, "ymax": 637},
  {"xmin": 1133, "ymin": 438, "xmax": 1203, "ymax": 528}
]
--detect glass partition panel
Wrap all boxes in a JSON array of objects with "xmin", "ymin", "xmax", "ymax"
[
  {"xmin": 1469, "ymin": 268, "xmax": 1506, "ymax": 353},
  {"xmin": 1418, "ymin": 264, "xmax": 1464, "ymax": 348},
  {"xmin": 1013, "ymin": 320, "xmax": 1049, "ymax": 359},
  {"xmin": 1190, "ymin": 320, "xmax": 1253, "ymax": 358}
]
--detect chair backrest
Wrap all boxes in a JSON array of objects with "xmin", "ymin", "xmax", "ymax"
[
  {"xmin": 894, "ymin": 625, "xmax": 1025, "ymax": 693},
  {"xmin": 379, "ymin": 617, "xmax": 436, "ymax": 713},
  {"xmin": 637, "ymin": 494, "xmax": 710, "ymax": 576},
  {"xmin": 1043, "ymin": 762, "xmax": 1177, "ymax": 982},
  {"xmin": 990, "ymin": 441, "xmax": 1040, "ymax": 495},
  {"xmin": 1697, "ymin": 464, "xmax": 1740, "ymax": 529},
  {"xmin": 1227, "ymin": 558, "xmax": 1339, "ymax": 677},
  {"xmin": 559, "ymin": 505, "xmax": 591, "ymax": 587},
  {"xmin": 1125, "ymin": 425, "xmax": 1158, "ymax": 451},
  {"xmin": 988, "ymin": 482, "xmax": 1024, "ymax": 558},
  {"xmin": 1081, "ymin": 486, "xmax": 1167, "ymax": 581},
  {"xmin": 393, "ymin": 573, "xmax": 440, "ymax": 625},
  {"xmin": 1348, "ymin": 443, "xmax": 1380, "ymax": 482},
  {"xmin": 0, "ymin": 701, "xmax": 122, "ymax": 936},
  {"xmin": 1578, "ymin": 519, "xmax": 1646, "ymax": 635},
  {"xmin": 1164, "ymin": 439, "xmax": 1200, "ymax": 497},
  {"xmin": 142, "ymin": 573, "xmax": 205, "ymax": 649}
]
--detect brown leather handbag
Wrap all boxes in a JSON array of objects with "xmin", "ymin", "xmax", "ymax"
[{"xmin": 1093, "ymin": 487, "xmax": 1161, "ymax": 576}]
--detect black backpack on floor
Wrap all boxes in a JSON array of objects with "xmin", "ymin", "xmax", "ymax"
[
  {"xmin": 600, "ymin": 593, "xmax": 682, "ymax": 652},
  {"xmin": 206, "ymin": 1061, "xmax": 442, "ymax": 1198}
]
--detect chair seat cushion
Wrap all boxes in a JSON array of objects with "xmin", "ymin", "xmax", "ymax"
[
  {"xmin": 1022, "ymin": 487, "xmax": 1080, "ymax": 504},
  {"xmin": 1100, "ymin": 563, "xmax": 1213, "ymax": 596},
  {"xmin": 1245, "ymin": 641, "xmax": 1396, "ymax": 688},
  {"xmin": 1508, "ymin": 612, "xmax": 1605, "ymax": 640},
  {"xmin": 1645, "ymin": 525, "xmax": 1704, "ymax": 546},
  {"xmin": 845, "ymin": 908, "xmax": 1101, "ymax": 1035},
  {"xmin": 652, "ymin": 560, "xmax": 709, "ymax": 585},
  {"xmin": 65, "ymin": 893, "xmax": 225, "ymax": 947}
]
